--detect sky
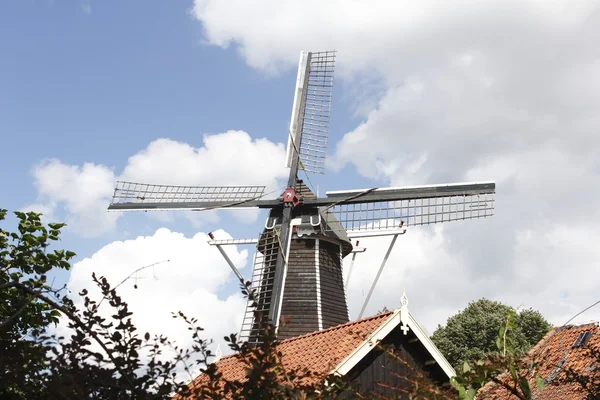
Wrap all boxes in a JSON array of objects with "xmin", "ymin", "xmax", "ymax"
[{"xmin": 2, "ymin": 0, "xmax": 600, "ymax": 368}]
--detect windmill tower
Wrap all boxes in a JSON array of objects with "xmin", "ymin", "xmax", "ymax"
[{"xmin": 108, "ymin": 51, "xmax": 496, "ymax": 343}]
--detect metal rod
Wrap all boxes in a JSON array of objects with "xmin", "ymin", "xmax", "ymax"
[
  {"xmin": 345, "ymin": 241, "xmax": 366, "ymax": 290},
  {"xmin": 269, "ymin": 215, "xmax": 292, "ymax": 326},
  {"xmin": 214, "ymin": 243, "xmax": 246, "ymax": 285},
  {"xmin": 208, "ymin": 238, "xmax": 258, "ymax": 246},
  {"xmin": 358, "ymin": 234, "xmax": 400, "ymax": 319},
  {"xmin": 345, "ymin": 253, "xmax": 358, "ymax": 291},
  {"xmin": 347, "ymin": 228, "xmax": 407, "ymax": 239}
]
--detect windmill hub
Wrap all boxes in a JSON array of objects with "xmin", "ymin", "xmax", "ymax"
[{"xmin": 282, "ymin": 187, "xmax": 301, "ymax": 208}]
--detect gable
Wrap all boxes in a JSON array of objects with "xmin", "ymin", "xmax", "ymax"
[
  {"xmin": 181, "ymin": 299, "xmax": 455, "ymax": 398},
  {"xmin": 332, "ymin": 304, "xmax": 455, "ymax": 381},
  {"xmin": 344, "ymin": 324, "xmax": 452, "ymax": 397}
]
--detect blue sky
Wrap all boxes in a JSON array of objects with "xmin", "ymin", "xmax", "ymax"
[
  {"xmin": 3, "ymin": 0, "xmax": 600, "ymax": 359},
  {"xmin": 1, "ymin": 0, "xmax": 382, "ymax": 348},
  {"xmin": 0, "ymin": 0, "xmax": 370, "ymax": 264}
]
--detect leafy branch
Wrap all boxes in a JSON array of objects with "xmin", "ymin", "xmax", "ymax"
[{"xmin": 451, "ymin": 310, "xmax": 546, "ymax": 400}]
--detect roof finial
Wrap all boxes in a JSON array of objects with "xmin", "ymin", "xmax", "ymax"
[
  {"xmin": 401, "ymin": 288, "xmax": 409, "ymax": 309},
  {"xmin": 400, "ymin": 288, "xmax": 410, "ymax": 335},
  {"xmin": 215, "ymin": 345, "xmax": 223, "ymax": 362}
]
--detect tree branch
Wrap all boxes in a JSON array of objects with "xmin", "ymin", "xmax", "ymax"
[
  {"xmin": 10, "ymin": 281, "xmax": 135, "ymax": 388},
  {"xmin": 0, "ymin": 281, "xmax": 20, "ymax": 291},
  {"xmin": 96, "ymin": 260, "xmax": 169, "ymax": 308},
  {"xmin": 490, "ymin": 376, "xmax": 527, "ymax": 400},
  {"xmin": 0, "ymin": 301, "xmax": 29, "ymax": 329}
]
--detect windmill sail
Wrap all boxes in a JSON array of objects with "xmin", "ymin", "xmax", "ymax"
[
  {"xmin": 240, "ymin": 228, "xmax": 290, "ymax": 343},
  {"xmin": 285, "ymin": 51, "xmax": 336, "ymax": 175},
  {"xmin": 108, "ymin": 181, "xmax": 267, "ymax": 210},
  {"xmin": 321, "ymin": 181, "xmax": 495, "ymax": 232}
]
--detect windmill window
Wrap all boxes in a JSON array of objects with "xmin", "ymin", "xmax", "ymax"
[{"xmin": 572, "ymin": 331, "xmax": 592, "ymax": 348}]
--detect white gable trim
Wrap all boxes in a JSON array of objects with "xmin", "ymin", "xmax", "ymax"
[
  {"xmin": 405, "ymin": 312, "xmax": 456, "ymax": 378},
  {"xmin": 331, "ymin": 306, "xmax": 455, "ymax": 379},
  {"xmin": 332, "ymin": 310, "xmax": 402, "ymax": 377}
]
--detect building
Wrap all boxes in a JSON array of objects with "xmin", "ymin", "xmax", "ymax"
[
  {"xmin": 181, "ymin": 293, "xmax": 455, "ymax": 398},
  {"xmin": 478, "ymin": 322, "xmax": 599, "ymax": 399}
]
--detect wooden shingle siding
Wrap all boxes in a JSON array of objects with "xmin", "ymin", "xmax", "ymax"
[
  {"xmin": 277, "ymin": 236, "xmax": 349, "ymax": 339},
  {"xmin": 319, "ymin": 239, "xmax": 349, "ymax": 329},
  {"xmin": 278, "ymin": 239, "xmax": 319, "ymax": 339}
]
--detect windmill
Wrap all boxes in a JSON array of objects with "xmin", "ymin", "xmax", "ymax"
[{"xmin": 108, "ymin": 51, "xmax": 495, "ymax": 343}]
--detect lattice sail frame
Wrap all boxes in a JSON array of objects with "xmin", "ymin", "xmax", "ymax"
[
  {"xmin": 324, "ymin": 193, "xmax": 494, "ymax": 232},
  {"xmin": 322, "ymin": 183, "xmax": 495, "ymax": 232},
  {"xmin": 239, "ymin": 229, "xmax": 284, "ymax": 343},
  {"xmin": 298, "ymin": 51, "xmax": 335, "ymax": 174},
  {"xmin": 110, "ymin": 181, "xmax": 266, "ymax": 206},
  {"xmin": 285, "ymin": 51, "xmax": 336, "ymax": 175}
]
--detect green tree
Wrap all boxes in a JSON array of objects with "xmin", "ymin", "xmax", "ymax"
[
  {"xmin": 516, "ymin": 308, "xmax": 552, "ymax": 347},
  {"xmin": 451, "ymin": 309, "xmax": 546, "ymax": 400},
  {"xmin": 0, "ymin": 209, "xmax": 75, "ymax": 398},
  {"xmin": 431, "ymin": 299, "xmax": 551, "ymax": 370}
]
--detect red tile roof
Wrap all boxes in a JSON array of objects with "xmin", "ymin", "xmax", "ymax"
[
  {"xmin": 181, "ymin": 311, "xmax": 394, "ymax": 397},
  {"xmin": 478, "ymin": 322, "xmax": 600, "ymax": 399}
]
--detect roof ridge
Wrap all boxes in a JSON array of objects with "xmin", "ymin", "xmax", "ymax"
[
  {"xmin": 527, "ymin": 327, "xmax": 558, "ymax": 356},
  {"xmin": 527, "ymin": 321, "xmax": 599, "ymax": 357},
  {"xmin": 279, "ymin": 310, "xmax": 396, "ymax": 344},
  {"xmin": 553, "ymin": 321, "xmax": 599, "ymax": 332}
]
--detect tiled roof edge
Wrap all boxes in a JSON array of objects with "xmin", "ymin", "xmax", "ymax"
[
  {"xmin": 200, "ymin": 311, "xmax": 396, "ymax": 365},
  {"xmin": 528, "ymin": 321, "xmax": 600, "ymax": 357},
  {"xmin": 278, "ymin": 310, "xmax": 395, "ymax": 344},
  {"xmin": 553, "ymin": 321, "xmax": 599, "ymax": 333},
  {"xmin": 330, "ymin": 309, "xmax": 402, "ymax": 377}
]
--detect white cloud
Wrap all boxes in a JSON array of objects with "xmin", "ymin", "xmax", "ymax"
[
  {"xmin": 192, "ymin": 0, "xmax": 600, "ymax": 329},
  {"xmin": 120, "ymin": 132, "xmax": 286, "ymax": 189},
  {"xmin": 62, "ymin": 227, "xmax": 248, "ymax": 370},
  {"xmin": 29, "ymin": 160, "xmax": 118, "ymax": 237},
  {"xmin": 191, "ymin": 0, "xmax": 598, "ymax": 77},
  {"xmin": 344, "ymin": 226, "xmax": 465, "ymax": 334},
  {"xmin": 29, "ymin": 131, "xmax": 287, "ymax": 237},
  {"xmin": 19, "ymin": 202, "xmax": 58, "ymax": 225},
  {"xmin": 345, "ymin": 219, "xmax": 600, "ymax": 335},
  {"xmin": 81, "ymin": 2, "xmax": 91, "ymax": 15}
]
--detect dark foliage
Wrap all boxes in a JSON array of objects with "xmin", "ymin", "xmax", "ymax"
[{"xmin": 0, "ymin": 209, "xmax": 75, "ymax": 398}]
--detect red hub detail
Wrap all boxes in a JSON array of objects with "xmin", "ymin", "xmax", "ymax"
[{"xmin": 283, "ymin": 188, "xmax": 301, "ymax": 208}]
